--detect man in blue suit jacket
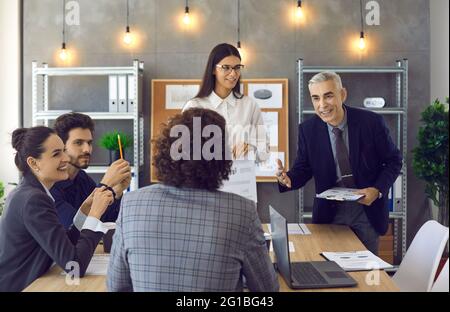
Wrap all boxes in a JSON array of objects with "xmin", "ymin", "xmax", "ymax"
[{"xmin": 276, "ymin": 71, "xmax": 402, "ymax": 254}]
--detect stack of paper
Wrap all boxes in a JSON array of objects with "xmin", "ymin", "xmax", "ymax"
[
  {"xmin": 85, "ymin": 254, "xmax": 110, "ymax": 275},
  {"xmin": 321, "ymin": 250, "xmax": 393, "ymax": 271},
  {"xmin": 316, "ymin": 187, "xmax": 365, "ymax": 201}
]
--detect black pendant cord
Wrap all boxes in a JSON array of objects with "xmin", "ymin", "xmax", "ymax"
[
  {"xmin": 62, "ymin": 0, "xmax": 66, "ymax": 45},
  {"xmin": 237, "ymin": 0, "xmax": 240, "ymax": 46},
  {"xmin": 360, "ymin": 0, "xmax": 364, "ymax": 33},
  {"xmin": 127, "ymin": 0, "xmax": 130, "ymax": 28}
]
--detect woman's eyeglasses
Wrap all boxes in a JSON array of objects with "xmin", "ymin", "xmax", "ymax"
[{"xmin": 215, "ymin": 64, "xmax": 245, "ymax": 74}]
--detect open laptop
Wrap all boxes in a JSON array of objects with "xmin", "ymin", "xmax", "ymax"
[{"xmin": 269, "ymin": 205, "xmax": 357, "ymax": 289}]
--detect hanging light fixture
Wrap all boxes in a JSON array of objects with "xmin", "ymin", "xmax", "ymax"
[
  {"xmin": 183, "ymin": 0, "xmax": 191, "ymax": 25},
  {"xmin": 358, "ymin": 0, "xmax": 366, "ymax": 50},
  {"xmin": 123, "ymin": 0, "xmax": 133, "ymax": 45},
  {"xmin": 296, "ymin": 0, "xmax": 304, "ymax": 19},
  {"xmin": 59, "ymin": 0, "xmax": 69, "ymax": 61}
]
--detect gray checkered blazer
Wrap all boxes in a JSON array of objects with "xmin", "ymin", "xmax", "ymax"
[{"xmin": 107, "ymin": 184, "xmax": 279, "ymax": 292}]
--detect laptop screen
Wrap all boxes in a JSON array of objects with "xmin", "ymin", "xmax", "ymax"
[{"xmin": 269, "ymin": 205, "xmax": 292, "ymax": 284}]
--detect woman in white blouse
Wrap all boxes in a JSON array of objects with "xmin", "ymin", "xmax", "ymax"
[{"xmin": 183, "ymin": 43, "xmax": 269, "ymax": 161}]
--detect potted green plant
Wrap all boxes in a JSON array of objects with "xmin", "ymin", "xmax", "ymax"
[
  {"xmin": 98, "ymin": 130, "xmax": 133, "ymax": 164},
  {"xmin": 412, "ymin": 98, "xmax": 449, "ymax": 229}
]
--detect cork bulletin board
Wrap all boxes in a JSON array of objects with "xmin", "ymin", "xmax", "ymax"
[{"xmin": 150, "ymin": 79, "xmax": 289, "ymax": 183}]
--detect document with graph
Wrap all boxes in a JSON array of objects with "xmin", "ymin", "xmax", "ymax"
[
  {"xmin": 316, "ymin": 187, "xmax": 365, "ymax": 201},
  {"xmin": 321, "ymin": 251, "xmax": 393, "ymax": 271}
]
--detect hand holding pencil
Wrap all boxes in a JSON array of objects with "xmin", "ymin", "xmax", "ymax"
[
  {"xmin": 117, "ymin": 134, "xmax": 124, "ymax": 160},
  {"xmin": 99, "ymin": 133, "xmax": 131, "ymax": 191}
]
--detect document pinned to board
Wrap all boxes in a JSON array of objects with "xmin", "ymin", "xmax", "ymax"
[
  {"xmin": 321, "ymin": 251, "xmax": 393, "ymax": 272},
  {"xmin": 316, "ymin": 187, "xmax": 364, "ymax": 202},
  {"xmin": 220, "ymin": 160, "xmax": 257, "ymax": 203}
]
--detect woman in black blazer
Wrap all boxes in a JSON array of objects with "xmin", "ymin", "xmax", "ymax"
[{"xmin": 0, "ymin": 126, "xmax": 114, "ymax": 291}]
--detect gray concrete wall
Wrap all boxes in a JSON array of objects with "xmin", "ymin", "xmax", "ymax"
[
  {"xmin": 430, "ymin": 0, "xmax": 449, "ymax": 103},
  {"xmin": 22, "ymin": 0, "xmax": 431, "ymax": 248}
]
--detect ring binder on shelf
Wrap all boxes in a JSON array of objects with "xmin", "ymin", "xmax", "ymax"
[
  {"xmin": 118, "ymin": 75, "xmax": 128, "ymax": 113},
  {"xmin": 127, "ymin": 75, "xmax": 136, "ymax": 113},
  {"xmin": 108, "ymin": 75, "xmax": 118, "ymax": 112}
]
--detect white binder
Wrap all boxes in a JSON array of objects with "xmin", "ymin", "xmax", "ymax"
[
  {"xmin": 393, "ymin": 175, "xmax": 402, "ymax": 211},
  {"xmin": 127, "ymin": 75, "xmax": 136, "ymax": 113},
  {"xmin": 108, "ymin": 75, "xmax": 118, "ymax": 112},
  {"xmin": 118, "ymin": 75, "xmax": 128, "ymax": 113}
]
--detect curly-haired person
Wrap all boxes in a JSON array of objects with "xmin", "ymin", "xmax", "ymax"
[{"xmin": 107, "ymin": 108, "xmax": 279, "ymax": 292}]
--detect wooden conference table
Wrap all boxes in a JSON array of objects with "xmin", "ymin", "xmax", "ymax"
[{"xmin": 23, "ymin": 224, "xmax": 398, "ymax": 292}]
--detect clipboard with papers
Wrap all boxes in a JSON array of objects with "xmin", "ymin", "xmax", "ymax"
[{"xmin": 316, "ymin": 187, "xmax": 365, "ymax": 202}]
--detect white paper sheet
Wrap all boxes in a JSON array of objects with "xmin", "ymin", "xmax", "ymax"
[
  {"xmin": 255, "ymin": 152, "xmax": 285, "ymax": 177},
  {"xmin": 316, "ymin": 187, "xmax": 365, "ymax": 201},
  {"xmin": 248, "ymin": 83, "xmax": 283, "ymax": 109},
  {"xmin": 165, "ymin": 84, "xmax": 200, "ymax": 109},
  {"xmin": 84, "ymin": 254, "xmax": 110, "ymax": 275},
  {"xmin": 299, "ymin": 223, "xmax": 311, "ymax": 235},
  {"xmin": 261, "ymin": 111, "xmax": 278, "ymax": 147},
  {"xmin": 61, "ymin": 254, "xmax": 110, "ymax": 276},
  {"xmin": 220, "ymin": 160, "xmax": 257, "ymax": 203},
  {"xmin": 266, "ymin": 223, "xmax": 311, "ymax": 235},
  {"xmin": 270, "ymin": 241, "xmax": 295, "ymax": 252},
  {"xmin": 321, "ymin": 250, "xmax": 393, "ymax": 271}
]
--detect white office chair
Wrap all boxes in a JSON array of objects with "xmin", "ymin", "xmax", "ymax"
[
  {"xmin": 431, "ymin": 259, "xmax": 449, "ymax": 292},
  {"xmin": 393, "ymin": 220, "xmax": 449, "ymax": 292}
]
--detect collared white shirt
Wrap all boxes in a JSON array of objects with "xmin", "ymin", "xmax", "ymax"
[{"xmin": 183, "ymin": 91, "xmax": 269, "ymax": 160}]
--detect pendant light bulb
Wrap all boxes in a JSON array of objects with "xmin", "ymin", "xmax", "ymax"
[
  {"xmin": 296, "ymin": 0, "xmax": 303, "ymax": 18},
  {"xmin": 359, "ymin": 31, "xmax": 366, "ymax": 50},
  {"xmin": 123, "ymin": 26, "xmax": 132, "ymax": 45},
  {"xmin": 183, "ymin": 6, "xmax": 191, "ymax": 25},
  {"xmin": 59, "ymin": 43, "xmax": 68, "ymax": 61}
]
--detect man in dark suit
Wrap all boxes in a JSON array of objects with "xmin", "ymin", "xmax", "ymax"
[{"xmin": 276, "ymin": 71, "xmax": 402, "ymax": 254}]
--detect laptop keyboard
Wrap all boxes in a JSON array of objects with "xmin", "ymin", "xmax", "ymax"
[{"xmin": 291, "ymin": 262, "xmax": 328, "ymax": 285}]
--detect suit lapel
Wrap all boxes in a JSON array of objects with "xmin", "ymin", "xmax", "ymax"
[{"xmin": 346, "ymin": 106, "xmax": 360, "ymax": 172}]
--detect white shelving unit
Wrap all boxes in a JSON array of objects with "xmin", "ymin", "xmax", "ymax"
[
  {"xmin": 297, "ymin": 59, "xmax": 409, "ymax": 260},
  {"xmin": 31, "ymin": 60, "xmax": 144, "ymax": 191}
]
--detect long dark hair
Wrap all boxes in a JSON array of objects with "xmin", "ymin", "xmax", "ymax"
[
  {"xmin": 195, "ymin": 43, "xmax": 243, "ymax": 99},
  {"xmin": 11, "ymin": 126, "xmax": 56, "ymax": 174}
]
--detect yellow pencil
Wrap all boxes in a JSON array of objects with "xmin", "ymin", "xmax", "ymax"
[{"xmin": 117, "ymin": 134, "xmax": 124, "ymax": 159}]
